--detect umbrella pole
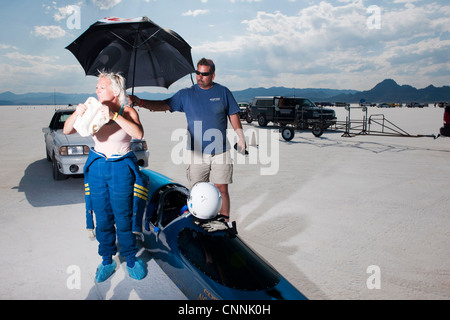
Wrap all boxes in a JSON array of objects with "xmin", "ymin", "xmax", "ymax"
[
  {"xmin": 131, "ymin": 47, "xmax": 137, "ymax": 97},
  {"xmin": 131, "ymin": 29, "xmax": 139, "ymax": 97}
]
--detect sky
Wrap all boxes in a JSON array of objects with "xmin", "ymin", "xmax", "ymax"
[{"xmin": 0, "ymin": 0, "xmax": 449, "ymax": 95}]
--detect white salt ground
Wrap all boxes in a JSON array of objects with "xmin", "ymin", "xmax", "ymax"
[{"xmin": 0, "ymin": 104, "xmax": 448, "ymax": 300}]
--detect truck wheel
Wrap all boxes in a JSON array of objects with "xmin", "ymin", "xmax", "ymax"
[
  {"xmin": 281, "ymin": 127, "xmax": 295, "ymax": 141},
  {"xmin": 257, "ymin": 115, "xmax": 267, "ymax": 127},
  {"xmin": 312, "ymin": 124, "xmax": 324, "ymax": 137},
  {"xmin": 246, "ymin": 114, "xmax": 253, "ymax": 123}
]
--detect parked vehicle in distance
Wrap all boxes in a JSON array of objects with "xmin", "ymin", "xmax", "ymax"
[
  {"xmin": 315, "ymin": 102, "xmax": 334, "ymax": 107},
  {"xmin": 377, "ymin": 103, "xmax": 391, "ymax": 108},
  {"xmin": 436, "ymin": 102, "xmax": 449, "ymax": 108},
  {"xmin": 407, "ymin": 102, "xmax": 428, "ymax": 108},
  {"xmin": 43, "ymin": 108, "xmax": 149, "ymax": 180},
  {"xmin": 247, "ymin": 96, "xmax": 337, "ymax": 139},
  {"xmin": 360, "ymin": 102, "xmax": 376, "ymax": 107},
  {"xmin": 237, "ymin": 102, "xmax": 249, "ymax": 121},
  {"xmin": 334, "ymin": 102, "xmax": 350, "ymax": 107}
]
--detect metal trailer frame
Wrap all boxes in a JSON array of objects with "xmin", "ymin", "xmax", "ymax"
[{"xmin": 333, "ymin": 105, "xmax": 437, "ymax": 139}]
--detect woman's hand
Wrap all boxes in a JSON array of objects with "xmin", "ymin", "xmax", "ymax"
[
  {"xmin": 99, "ymin": 104, "xmax": 114, "ymax": 120},
  {"xmin": 75, "ymin": 103, "xmax": 87, "ymax": 117},
  {"xmin": 64, "ymin": 104, "xmax": 86, "ymax": 135}
]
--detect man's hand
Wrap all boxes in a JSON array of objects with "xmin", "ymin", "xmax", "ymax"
[
  {"xmin": 128, "ymin": 95, "xmax": 140, "ymax": 107},
  {"xmin": 234, "ymin": 142, "xmax": 248, "ymax": 155}
]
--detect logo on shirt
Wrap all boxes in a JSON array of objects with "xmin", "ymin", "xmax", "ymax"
[{"xmin": 209, "ymin": 98, "xmax": 221, "ymax": 102}]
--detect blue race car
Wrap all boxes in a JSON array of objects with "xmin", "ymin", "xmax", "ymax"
[{"xmin": 140, "ymin": 168, "xmax": 307, "ymax": 300}]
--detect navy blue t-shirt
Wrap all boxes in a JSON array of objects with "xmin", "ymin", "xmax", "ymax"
[{"xmin": 165, "ymin": 83, "xmax": 240, "ymax": 154}]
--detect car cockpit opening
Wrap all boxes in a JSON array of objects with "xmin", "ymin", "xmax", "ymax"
[
  {"xmin": 178, "ymin": 228, "xmax": 281, "ymax": 291},
  {"xmin": 145, "ymin": 184, "xmax": 190, "ymax": 230}
]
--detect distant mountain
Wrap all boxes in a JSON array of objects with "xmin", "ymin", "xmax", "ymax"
[
  {"xmin": 0, "ymin": 91, "xmax": 93, "ymax": 106},
  {"xmin": 231, "ymin": 87, "xmax": 358, "ymax": 103},
  {"xmin": 0, "ymin": 90, "xmax": 174, "ymax": 106},
  {"xmin": 330, "ymin": 79, "xmax": 450, "ymax": 104},
  {"xmin": 1, "ymin": 79, "xmax": 449, "ymax": 105}
]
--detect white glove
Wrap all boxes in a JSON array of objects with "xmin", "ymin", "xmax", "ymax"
[
  {"xmin": 195, "ymin": 216, "xmax": 237, "ymax": 234},
  {"xmin": 201, "ymin": 220, "xmax": 230, "ymax": 232}
]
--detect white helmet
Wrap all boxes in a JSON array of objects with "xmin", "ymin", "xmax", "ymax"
[{"xmin": 187, "ymin": 182, "xmax": 222, "ymax": 220}]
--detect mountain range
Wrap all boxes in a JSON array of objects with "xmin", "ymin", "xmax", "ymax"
[{"xmin": 1, "ymin": 79, "xmax": 449, "ymax": 106}]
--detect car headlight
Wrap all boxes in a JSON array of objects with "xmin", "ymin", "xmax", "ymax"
[
  {"xmin": 131, "ymin": 141, "xmax": 148, "ymax": 152},
  {"xmin": 59, "ymin": 145, "xmax": 90, "ymax": 156}
]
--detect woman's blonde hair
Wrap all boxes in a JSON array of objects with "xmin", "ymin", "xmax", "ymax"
[{"xmin": 98, "ymin": 70, "xmax": 128, "ymax": 106}]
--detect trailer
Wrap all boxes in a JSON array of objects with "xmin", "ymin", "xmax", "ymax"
[{"xmin": 248, "ymin": 96, "xmax": 337, "ymax": 140}]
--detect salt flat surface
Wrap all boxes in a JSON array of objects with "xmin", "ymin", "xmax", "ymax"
[{"xmin": 0, "ymin": 104, "xmax": 448, "ymax": 299}]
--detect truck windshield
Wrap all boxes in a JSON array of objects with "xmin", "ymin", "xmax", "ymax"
[
  {"xmin": 288, "ymin": 99, "xmax": 314, "ymax": 107},
  {"xmin": 178, "ymin": 228, "xmax": 280, "ymax": 290},
  {"xmin": 277, "ymin": 98, "xmax": 315, "ymax": 107}
]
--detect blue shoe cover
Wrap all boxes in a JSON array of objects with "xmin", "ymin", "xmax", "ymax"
[
  {"xmin": 95, "ymin": 260, "xmax": 117, "ymax": 283},
  {"xmin": 127, "ymin": 258, "xmax": 147, "ymax": 280}
]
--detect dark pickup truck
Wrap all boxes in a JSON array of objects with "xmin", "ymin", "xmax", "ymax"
[{"xmin": 248, "ymin": 96, "xmax": 337, "ymax": 139}]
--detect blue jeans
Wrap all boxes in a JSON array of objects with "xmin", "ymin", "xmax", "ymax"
[{"xmin": 88, "ymin": 156, "xmax": 137, "ymax": 259}]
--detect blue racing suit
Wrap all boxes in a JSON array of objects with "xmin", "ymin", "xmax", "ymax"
[{"xmin": 84, "ymin": 149, "xmax": 148, "ymax": 258}]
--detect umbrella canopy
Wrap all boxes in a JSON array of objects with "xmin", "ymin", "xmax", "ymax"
[{"xmin": 66, "ymin": 17, "xmax": 195, "ymax": 92}]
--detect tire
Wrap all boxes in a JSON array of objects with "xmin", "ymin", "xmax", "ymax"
[
  {"xmin": 46, "ymin": 147, "xmax": 51, "ymax": 162},
  {"xmin": 281, "ymin": 127, "xmax": 295, "ymax": 141},
  {"xmin": 257, "ymin": 115, "xmax": 267, "ymax": 127},
  {"xmin": 52, "ymin": 154, "xmax": 67, "ymax": 180},
  {"xmin": 312, "ymin": 124, "xmax": 324, "ymax": 137},
  {"xmin": 246, "ymin": 114, "xmax": 253, "ymax": 124}
]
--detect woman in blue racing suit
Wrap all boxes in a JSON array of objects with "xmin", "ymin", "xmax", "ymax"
[{"xmin": 64, "ymin": 71, "xmax": 148, "ymax": 283}]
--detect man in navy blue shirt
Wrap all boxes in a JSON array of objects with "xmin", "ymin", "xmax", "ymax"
[{"xmin": 130, "ymin": 58, "xmax": 246, "ymax": 221}]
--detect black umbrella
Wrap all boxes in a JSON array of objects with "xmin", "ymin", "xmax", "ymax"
[{"xmin": 65, "ymin": 17, "xmax": 195, "ymax": 94}]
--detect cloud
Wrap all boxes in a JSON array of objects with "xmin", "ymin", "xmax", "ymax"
[
  {"xmin": 5, "ymin": 52, "xmax": 58, "ymax": 65},
  {"xmin": 0, "ymin": 51, "xmax": 86, "ymax": 93},
  {"xmin": 182, "ymin": 9, "xmax": 210, "ymax": 17},
  {"xmin": 54, "ymin": 4, "xmax": 81, "ymax": 22},
  {"xmin": 230, "ymin": 0, "xmax": 263, "ymax": 3},
  {"xmin": 92, "ymin": 0, "xmax": 122, "ymax": 10},
  {"xmin": 33, "ymin": 25, "xmax": 66, "ymax": 39},
  {"xmin": 0, "ymin": 44, "xmax": 18, "ymax": 50}
]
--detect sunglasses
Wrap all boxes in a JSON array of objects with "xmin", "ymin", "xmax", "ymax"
[{"xmin": 195, "ymin": 70, "xmax": 212, "ymax": 77}]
